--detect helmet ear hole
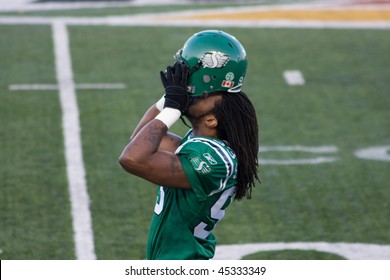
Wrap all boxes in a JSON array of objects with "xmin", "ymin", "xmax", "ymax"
[{"xmin": 212, "ymin": 75, "xmax": 217, "ymax": 80}]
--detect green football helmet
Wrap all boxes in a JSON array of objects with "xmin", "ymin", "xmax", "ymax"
[{"xmin": 174, "ymin": 30, "xmax": 248, "ymax": 96}]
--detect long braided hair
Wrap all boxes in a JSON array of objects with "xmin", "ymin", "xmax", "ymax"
[{"xmin": 214, "ymin": 91, "xmax": 260, "ymax": 200}]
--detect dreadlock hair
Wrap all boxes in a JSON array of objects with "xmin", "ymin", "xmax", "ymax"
[{"xmin": 214, "ymin": 91, "xmax": 260, "ymax": 201}]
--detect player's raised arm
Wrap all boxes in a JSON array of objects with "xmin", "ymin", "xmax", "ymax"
[
  {"xmin": 119, "ymin": 62, "xmax": 191, "ymax": 188},
  {"xmin": 129, "ymin": 101, "xmax": 182, "ymax": 152}
]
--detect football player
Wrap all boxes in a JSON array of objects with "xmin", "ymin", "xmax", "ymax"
[{"xmin": 119, "ymin": 30, "xmax": 260, "ymax": 260}]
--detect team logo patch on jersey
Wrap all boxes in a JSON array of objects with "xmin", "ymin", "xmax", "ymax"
[
  {"xmin": 190, "ymin": 157, "xmax": 211, "ymax": 175},
  {"xmin": 203, "ymin": 153, "xmax": 218, "ymax": 165},
  {"xmin": 201, "ymin": 51, "xmax": 230, "ymax": 69}
]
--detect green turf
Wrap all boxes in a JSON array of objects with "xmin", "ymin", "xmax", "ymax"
[
  {"xmin": 0, "ymin": 25, "xmax": 74, "ymax": 259},
  {"xmin": 0, "ymin": 20, "xmax": 389, "ymax": 260}
]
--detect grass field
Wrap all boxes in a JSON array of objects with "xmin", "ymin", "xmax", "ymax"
[{"xmin": 0, "ymin": 3, "xmax": 389, "ymax": 260}]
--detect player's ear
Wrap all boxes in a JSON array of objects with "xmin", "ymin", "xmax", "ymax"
[{"xmin": 204, "ymin": 114, "xmax": 218, "ymax": 129}]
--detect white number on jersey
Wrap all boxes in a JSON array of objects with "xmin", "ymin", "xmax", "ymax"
[
  {"xmin": 194, "ymin": 187, "xmax": 235, "ymax": 239},
  {"xmin": 154, "ymin": 187, "xmax": 165, "ymax": 215}
]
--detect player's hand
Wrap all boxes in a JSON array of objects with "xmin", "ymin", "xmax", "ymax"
[{"xmin": 159, "ymin": 62, "xmax": 189, "ymax": 114}]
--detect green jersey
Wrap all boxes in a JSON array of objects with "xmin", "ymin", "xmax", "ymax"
[{"xmin": 146, "ymin": 130, "xmax": 238, "ymax": 260}]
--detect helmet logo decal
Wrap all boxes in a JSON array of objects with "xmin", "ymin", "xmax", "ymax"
[
  {"xmin": 200, "ymin": 52, "xmax": 230, "ymax": 69},
  {"xmin": 222, "ymin": 72, "xmax": 235, "ymax": 88},
  {"xmin": 225, "ymin": 72, "xmax": 235, "ymax": 81}
]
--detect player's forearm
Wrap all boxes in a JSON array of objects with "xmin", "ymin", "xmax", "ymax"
[
  {"xmin": 129, "ymin": 97, "xmax": 182, "ymax": 152},
  {"xmin": 130, "ymin": 104, "xmax": 160, "ymax": 140},
  {"xmin": 119, "ymin": 119, "xmax": 166, "ymax": 173}
]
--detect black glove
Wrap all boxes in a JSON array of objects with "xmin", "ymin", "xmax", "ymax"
[{"xmin": 159, "ymin": 62, "xmax": 189, "ymax": 114}]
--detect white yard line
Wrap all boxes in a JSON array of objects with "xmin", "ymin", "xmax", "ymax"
[
  {"xmin": 10, "ymin": 84, "xmax": 59, "ymax": 91},
  {"xmin": 259, "ymin": 146, "xmax": 339, "ymax": 165},
  {"xmin": 355, "ymin": 145, "xmax": 390, "ymax": 162},
  {"xmin": 0, "ymin": 0, "xmax": 186, "ymax": 12},
  {"xmin": 74, "ymin": 83, "xmax": 127, "ymax": 89},
  {"xmin": 259, "ymin": 157, "xmax": 339, "ymax": 165},
  {"xmin": 260, "ymin": 146, "xmax": 338, "ymax": 153},
  {"xmin": 9, "ymin": 83, "xmax": 127, "ymax": 91},
  {"xmin": 0, "ymin": 15, "xmax": 390, "ymax": 29},
  {"xmin": 284, "ymin": 70, "xmax": 305, "ymax": 86},
  {"xmin": 52, "ymin": 21, "xmax": 96, "ymax": 260}
]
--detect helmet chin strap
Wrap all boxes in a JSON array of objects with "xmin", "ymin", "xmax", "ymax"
[
  {"xmin": 186, "ymin": 61, "xmax": 203, "ymax": 94},
  {"xmin": 180, "ymin": 116, "xmax": 192, "ymax": 129},
  {"xmin": 189, "ymin": 60, "xmax": 203, "ymax": 75},
  {"xmin": 174, "ymin": 55, "xmax": 203, "ymax": 95}
]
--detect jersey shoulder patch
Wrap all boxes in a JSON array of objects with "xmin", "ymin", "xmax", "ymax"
[{"xmin": 177, "ymin": 137, "xmax": 237, "ymax": 197}]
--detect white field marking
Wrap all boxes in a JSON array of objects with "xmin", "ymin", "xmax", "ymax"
[
  {"xmin": 284, "ymin": 70, "xmax": 305, "ymax": 86},
  {"xmin": 2, "ymin": 1, "xmax": 390, "ymax": 13},
  {"xmin": 259, "ymin": 157, "xmax": 339, "ymax": 165},
  {"xmin": 52, "ymin": 21, "xmax": 96, "ymax": 260},
  {"xmin": 1, "ymin": 16, "xmax": 390, "ymax": 30},
  {"xmin": 0, "ymin": 0, "xmax": 186, "ymax": 12},
  {"xmin": 214, "ymin": 242, "xmax": 390, "ymax": 260},
  {"xmin": 259, "ymin": 145, "xmax": 339, "ymax": 165},
  {"xmin": 9, "ymin": 83, "xmax": 127, "ymax": 91},
  {"xmin": 10, "ymin": 84, "xmax": 58, "ymax": 91},
  {"xmin": 355, "ymin": 146, "xmax": 390, "ymax": 162},
  {"xmin": 74, "ymin": 83, "xmax": 126, "ymax": 90},
  {"xmin": 260, "ymin": 146, "xmax": 338, "ymax": 153}
]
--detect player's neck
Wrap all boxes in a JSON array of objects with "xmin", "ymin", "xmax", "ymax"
[{"xmin": 191, "ymin": 127, "xmax": 219, "ymax": 139}]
